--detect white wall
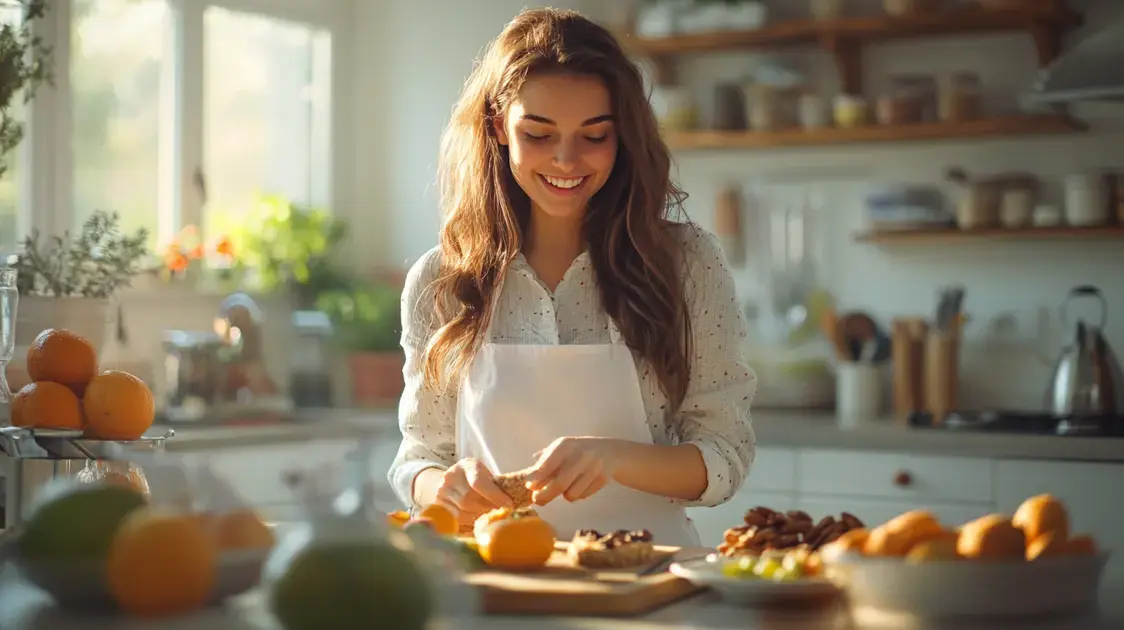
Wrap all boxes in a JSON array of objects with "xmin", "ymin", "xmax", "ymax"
[
  {"xmin": 349, "ymin": 0, "xmax": 1124, "ymax": 412},
  {"xmin": 348, "ymin": 0, "xmax": 596, "ymax": 269}
]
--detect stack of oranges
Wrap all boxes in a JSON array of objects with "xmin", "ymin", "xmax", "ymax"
[{"xmin": 11, "ymin": 328, "xmax": 155, "ymax": 441}]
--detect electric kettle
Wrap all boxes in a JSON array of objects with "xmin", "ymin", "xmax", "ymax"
[{"xmin": 1045, "ymin": 285, "xmax": 1121, "ymax": 417}]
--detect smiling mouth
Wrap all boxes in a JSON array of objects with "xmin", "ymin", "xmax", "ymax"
[{"xmin": 540, "ymin": 174, "xmax": 587, "ymax": 192}]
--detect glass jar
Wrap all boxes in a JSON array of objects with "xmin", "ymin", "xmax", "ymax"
[
  {"xmin": 76, "ymin": 460, "xmax": 152, "ymax": 497},
  {"xmin": 938, "ymin": 72, "xmax": 982, "ymax": 122}
]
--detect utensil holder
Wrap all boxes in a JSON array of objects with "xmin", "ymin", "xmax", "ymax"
[
  {"xmin": 923, "ymin": 330, "xmax": 960, "ymax": 424},
  {"xmin": 837, "ymin": 362, "xmax": 882, "ymax": 427}
]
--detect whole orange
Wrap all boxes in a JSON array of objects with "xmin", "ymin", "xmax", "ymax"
[
  {"xmin": 477, "ymin": 513, "xmax": 556, "ymax": 570},
  {"xmin": 106, "ymin": 509, "xmax": 217, "ymax": 618},
  {"xmin": 417, "ymin": 504, "xmax": 458, "ymax": 536},
  {"xmin": 26, "ymin": 329, "xmax": 98, "ymax": 396},
  {"xmin": 82, "ymin": 371, "xmax": 155, "ymax": 440},
  {"xmin": 212, "ymin": 509, "xmax": 276, "ymax": 551},
  {"xmin": 11, "ymin": 381, "xmax": 84, "ymax": 431}
]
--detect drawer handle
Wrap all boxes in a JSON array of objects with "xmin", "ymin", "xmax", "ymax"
[{"xmin": 893, "ymin": 471, "xmax": 913, "ymax": 487}]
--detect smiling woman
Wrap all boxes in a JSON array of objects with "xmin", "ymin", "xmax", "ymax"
[{"xmin": 388, "ymin": 8, "xmax": 757, "ymax": 549}]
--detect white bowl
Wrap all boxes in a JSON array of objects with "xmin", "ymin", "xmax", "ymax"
[{"xmin": 823, "ymin": 551, "xmax": 1111, "ymax": 618}]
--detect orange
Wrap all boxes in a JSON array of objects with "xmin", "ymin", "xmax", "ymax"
[
  {"xmin": 477, "ymin": 512, "xmax": 555, "ymax": 570},
  {"xmin": 956, "ymin": 514, "xmax": 1027, "ymax": 561},
  {"xmin": 82, "ymin": 371, "xmax": 155, "ymax": 440},
  {"xmin": 211, "ymin": 509, "xmax": 275, "ymax": 551},
  {"xmin": 11, "ymin": 381, "xmax": 84, "ymax": 431},
  {"xmin": 1026, "ymin": 532, "xmax": 1068, "ymax": 560},
  {"xmin": 1012, "ymin": 494, "xmax": 1070, "ymax": 543},
  {"xmin": 821, "ymin": 528, "xmax": 869, "ymax": 556},
  {"xmin": 417, "ymin": 504, "xmax": 457, "ymax": 536},
  {"xmin": 1064, "ymin": 534, "xmax": 1098, "ymax": 556},
  {"xmin": 386, "ymin": 510, "xmax": 411, "ymax": 529},
  {"xmin": 26, "ymin": 329, "xmax": 98, "ymax": 396},
  {"xmin": 906, "ymin": 536, "xmax": 961, "ymax": 563},
  {"xmin": 106, "ymin": 509, "xmax": 217, "ymax": 618}
]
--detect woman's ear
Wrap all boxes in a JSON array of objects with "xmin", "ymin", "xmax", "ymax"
[{"xmin": 493, "ymin": 116, "xmax": 509, "ymax": 145}]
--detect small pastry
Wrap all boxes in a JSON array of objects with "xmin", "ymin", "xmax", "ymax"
[{"xmin": 568, "ymin": 529, "xmax": 655, "ymax": 568}]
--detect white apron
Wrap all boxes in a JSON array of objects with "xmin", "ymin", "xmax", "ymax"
[{"xmin": 455, "ymin": 273, "xmax": 701, "ymax": 548}]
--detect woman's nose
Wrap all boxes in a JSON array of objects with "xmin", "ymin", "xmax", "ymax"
[{"xmin": 553, "ymin": 140, "xmax": 578, "ymax": 171}]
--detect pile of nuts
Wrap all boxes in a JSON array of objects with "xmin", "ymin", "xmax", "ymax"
[{"xmin": 718, "ymin": 506, "xmax": 865, "ymax": 556}]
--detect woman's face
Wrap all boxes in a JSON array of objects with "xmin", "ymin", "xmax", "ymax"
[{"xmin": 495, "ymin": 72, "xmax": 618, "ymax": 223}]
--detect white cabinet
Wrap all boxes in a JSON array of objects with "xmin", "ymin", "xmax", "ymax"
[
  {"xmin": 798, "ymin": 449, "xmax": 994, "ymax": 504},
  {"xmin": 995, "ymin": 459, "xmax": 1124, "ymax": 593},
  {"xmin": 688, "ymin": 447, "xmax": 798, "ymax": 547}
]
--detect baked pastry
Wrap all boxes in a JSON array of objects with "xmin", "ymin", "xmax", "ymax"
[
  {"xmin": 568, "ymin": 529, "xmax": 655, "ymax": 568},
  {"xmin": 473, "ymin": 506, "xmax": 538, "ymax": 540},
  {"xmin": 493, "ymin": 469, "xmax": 534, "ymax": 508}
]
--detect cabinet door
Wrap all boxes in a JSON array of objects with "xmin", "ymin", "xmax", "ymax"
[
  {"xmin": 688, "ymin": 491, "xmax": 796, "ymax": 548},
  {"xmin": 995, "ymin": 459, "xmax": 1124, "ymax": 592},
  {"xmin": 796, "ymin": 496, "xmax": 994, "ymax": 530}
]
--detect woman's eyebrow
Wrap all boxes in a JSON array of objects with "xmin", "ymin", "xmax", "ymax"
[{"xmin": 521, "ymin": 113, "xmax": 614, "ymax": 126}]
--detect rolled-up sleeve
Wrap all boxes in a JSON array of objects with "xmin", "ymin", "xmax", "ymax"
[
  {"xmin": 674, "ymin": 225, "xmax": 757, "ymax": 508},
  {"xmin": 388, "ymin": 247, "xmax": 458, "ymax": 509}
]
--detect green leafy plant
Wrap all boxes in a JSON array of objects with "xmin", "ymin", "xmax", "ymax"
[
  {"xmin": 316, "ymin": 281, "xmax": 402, "ymax": 354},
  {"xmin": 0, "ymin": 0, "xmax": 52, "ymax": 179},
  {"xmin": 11, "ymin": 210, "xmax": 149, "ymax": 298},
  {"xmin": 215, "ymin": 194, "xmax": 351, "ymax": 304}
]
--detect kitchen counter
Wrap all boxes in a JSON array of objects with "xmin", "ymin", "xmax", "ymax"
[
  {"xmin": 1, "ymin": 561, "xmax": 1121, "ymax": 630},
  {"xmin": 158, "ymin": 407, "xmax": 1124, "ymax": 463}
]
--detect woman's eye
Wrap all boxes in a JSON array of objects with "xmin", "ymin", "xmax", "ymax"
[
  {"xmin": 523, "ymin": 132, "xmax": 549, "ymax": 142},
  {"xmin": 586, "ymin": 135, "xmax": 609, "ymax": 144}
]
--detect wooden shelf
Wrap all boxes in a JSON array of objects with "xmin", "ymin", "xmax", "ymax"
[
  {"xmin": 663, "ymin": 114, "xmax": 1084, "ymax": 150},
  {"xmin": 626, "ymin": 4, "xmax": 1081, "ymax": 90},
  {"xmin": 854, "ymin": 225, "xmax": 1124, "ymax": 244}
]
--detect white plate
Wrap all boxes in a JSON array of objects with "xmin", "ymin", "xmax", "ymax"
[
  {"xmin": 669, "ymin": 555, "xmax": 840, "ymax": 606},
  {"xmin": 823, "ymin": 550, "xmax": 1110, "ymax": 618}
]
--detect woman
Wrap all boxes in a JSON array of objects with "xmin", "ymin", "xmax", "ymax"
[{"xmin": 388, "ymin": 8, "xmax": 756, "ymax": 547}]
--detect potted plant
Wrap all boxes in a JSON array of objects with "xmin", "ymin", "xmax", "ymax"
[
  {"xmin": 316, "ymin": 279, "xmax": 404, "ymax": 408},
  {"xmin": 215, "ymin": 194, "xmax": 352, "ymax": 308},
  {"xmin": 9, "ymin": 210, "xmax": 149, "ymax": 355},
  {"xmin": 0, "ymin": 0, "xmax": 52, "ymax": 180}
]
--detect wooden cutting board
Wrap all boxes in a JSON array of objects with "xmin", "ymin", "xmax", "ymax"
[{"xmin": 462, "ymin": 543, "xmax": 708, "ymax": 617}]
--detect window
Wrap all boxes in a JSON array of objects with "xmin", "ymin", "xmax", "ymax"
[
  {"xmin": 17, "ymin": 0, "xmax": 346, "ymax": 259},
  {"xmin": 0, "ymin": 5, "xmax": 27, "ymax": 254},
  {"xmin": 202, "ymin": 7, "xmax": 332, "ymax": 232},
  {"xmin": 71, "ymin": 0, "xmax": 171, "ymax": 246}
]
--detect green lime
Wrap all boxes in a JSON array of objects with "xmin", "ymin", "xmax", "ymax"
[
  {"xmin": 269, "ymin": 540, "xmax": 433, "ymax": 630},
  {"xmin": 19, "ymin": 480, "xmax": 148, "ymax": 561}
]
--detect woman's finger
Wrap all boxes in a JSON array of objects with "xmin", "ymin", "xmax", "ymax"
[
  {"xmin": 533, "ymin": 452, "xmax": 590, "ymax": 505},
  {"xmin": 563, "ymin": 464, "xmax": 604, "ymax": 502}
]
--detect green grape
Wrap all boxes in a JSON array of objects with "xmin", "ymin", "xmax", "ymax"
[
  {"xmin": 753, "ymin": 559, "xmax": 780, "ymax": 579},
  {"xmin": 722, "ymin": 556, "xmax": 757, "ymax": 578}
]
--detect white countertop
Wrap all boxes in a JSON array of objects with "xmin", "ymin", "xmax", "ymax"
[
  {"xmin": 2, "ymin": 562, "xmax": 1121, "ymax": 630},
  {"xmin": 158, "ymin": 408, "xmax": 1124, "ymax": 463}
]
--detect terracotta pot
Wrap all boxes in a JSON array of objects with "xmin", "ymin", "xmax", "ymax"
[{"xmin": 349, "ymin": 351, "xmax": 405, "ymax": 407}]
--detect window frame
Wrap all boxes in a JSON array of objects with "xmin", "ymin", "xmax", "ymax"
[{"xmin": 21, "ymin": 0, "xmax": 354, "ymax": 254}]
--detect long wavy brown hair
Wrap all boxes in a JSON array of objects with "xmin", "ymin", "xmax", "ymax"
[{"xmin": 424, "ymin": 8, "xmax": 693, "ymax": 410}]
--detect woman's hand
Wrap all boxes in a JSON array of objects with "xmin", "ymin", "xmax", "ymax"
[
  {"xmin": 524, "ymin": 437, "xmax": 621, "ymax": 505},
  {"xmin": 435, "ymin": 458, "xmax": 513, "ymax": 526}
]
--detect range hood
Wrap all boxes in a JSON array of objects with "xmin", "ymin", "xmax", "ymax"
[{"xmin": 1025, "ymin": 14, "xmax": 1124, "ymax": 105}]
